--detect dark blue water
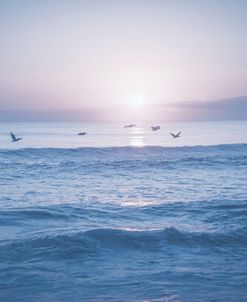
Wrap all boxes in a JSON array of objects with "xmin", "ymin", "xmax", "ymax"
[{"xmin": 0, "ymin": 144, "xmax": 247, "ymax": 301}]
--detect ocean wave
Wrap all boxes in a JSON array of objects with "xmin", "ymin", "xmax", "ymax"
[
  {"xmin": 1, "ymin": 144, "xmax": 246, "ymax": 174},
  {"xmin": 0, "ymin": 143, "xmax": 246, "ymax": 156},
  {"xmin": 0, "ymin": 205, "xmax": 117, "ymax": 225},
  {"xmin": 0, "ymin": 208, "xmax": 71, "ymax": 224},
  {"xmin": 1, "ymin": 197, "xmax": 246, "ymax": 224},
  {"xmin": 1, "ymin": 227, "xmax": 246, "ymax": 263}
]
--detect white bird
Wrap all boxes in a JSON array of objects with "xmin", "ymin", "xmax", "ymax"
[
  {"xmin": 170, "ymin": 131, "xmax": 181, "ymax": 138},
  {"xmin": 10, "ymin": 132, "xmax": 23, "ymax": 142}
]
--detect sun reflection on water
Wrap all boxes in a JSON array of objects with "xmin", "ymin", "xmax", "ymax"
[{"xmin": 129, "ymin": 127, "xmax": 145, "ymax": 147}]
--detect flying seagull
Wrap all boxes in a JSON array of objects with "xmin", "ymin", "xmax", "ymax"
[
  {"xmin": 10, "ymin": 132, "xmax": 23, "ymax": 142},
  {"xmin": 78, "ymin": 132, "xmax": 87, "ymax": 136},
  {"xmin": 151, "ymin": 126, "xmax": 160, "ymax": 131},
  {"xmin": 124, "ymin": 124, "xmax": 137, "ymax": 128},
  {"xmin": 170, "ymin": 131, "xmax": 181, "ymax": 138}
]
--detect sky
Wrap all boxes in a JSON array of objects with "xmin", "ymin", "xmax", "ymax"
[{"xmin": 0, "ymin": 0, "xmax": 247, "ymax": 121}]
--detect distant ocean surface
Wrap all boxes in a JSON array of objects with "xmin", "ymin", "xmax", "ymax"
[
  {"xmin": 0, "ymin": 121, "xmax": 247, "ymax": 302},
  {"xmin": 0, "ymin": 121, "xmax": 246, "ymax": 148}
]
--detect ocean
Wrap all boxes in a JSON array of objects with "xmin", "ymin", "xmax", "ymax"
[{"xmin": 0, "ymin": 121, "xmax": 246, "ymax": 301}]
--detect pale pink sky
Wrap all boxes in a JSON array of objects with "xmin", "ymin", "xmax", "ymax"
[{"xmin": 0, "ymin": 0, "xmax": 247, "ymax": 120}]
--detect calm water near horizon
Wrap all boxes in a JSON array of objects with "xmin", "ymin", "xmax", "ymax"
[
  {"xmin": 0, "ymin": 120, "xmax": 246, "ymax": 149},
  {"xmin": 0, "ymin": 120, "xmax": 247, "ymax": 301}
]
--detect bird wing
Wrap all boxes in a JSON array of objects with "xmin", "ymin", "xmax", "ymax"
[
  {"xmin": 170, "ymin": 133, "xmax": 175, "ymax": 138},
  {"xmin": 176, "ymin": 131, "xmax": 181, "ymax": 137},
  {"xmin": 10, "ymin": 132, "xmax": 16, "ymax": 141}
]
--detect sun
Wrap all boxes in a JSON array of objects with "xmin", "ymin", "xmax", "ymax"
[{"xmin": 127, "ymin": 95, "xmax": 146, "ymax": 108}]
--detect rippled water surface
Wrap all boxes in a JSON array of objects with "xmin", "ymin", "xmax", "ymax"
[{"xmin": 0, "ymin": 122, "xmax": 246, "ymax": 301}]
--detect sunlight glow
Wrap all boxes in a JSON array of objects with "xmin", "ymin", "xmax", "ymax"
[{"xmin": 127, "ymin": 95, "xmax": 146, "ymax": 108}]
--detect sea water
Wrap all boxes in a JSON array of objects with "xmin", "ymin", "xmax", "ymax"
[{"xmin": 0, "ymin": 121, "xmax": 246, "ymax": 301}]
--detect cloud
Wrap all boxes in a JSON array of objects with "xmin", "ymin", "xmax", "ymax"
[
  {"xmin": 155, "ymin": 96, "xmax": 247, "ymax": 121},
  {"xmin": 0, "ymin": 96, "xmax": 246, "ymax": 121},
  {"xmin": 0, "ymin": 109, "xmax": 110, "ymax": 122}
]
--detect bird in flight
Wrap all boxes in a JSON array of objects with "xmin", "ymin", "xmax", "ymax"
[
  {"xmin": 151, "ymin": 126, "xmax": 160, "ymax": 131},
  {"xmin": 124, "ymin": 124, "xmax": 138, "ymax": 128},
  {"xmin": 10, "ymin": 132, "xmax": 23, "ymax": 142},
  {"xmin": 78, "ymin": 132, "xmax": 87, "ymax": 136},
  {"xmin": 170, "ymin": 131, "xmax": 181, "ymax": 138}
]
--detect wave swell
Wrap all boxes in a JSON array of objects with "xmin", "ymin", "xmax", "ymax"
[{"xmin": 1, "ymin": 227, "xmax": 246, "ymax": 264}]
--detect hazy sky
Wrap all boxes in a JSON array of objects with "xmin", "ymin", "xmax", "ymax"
[{"xmin": 0, "ymin": 0, "xmax": 247, "ymax": 120}]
